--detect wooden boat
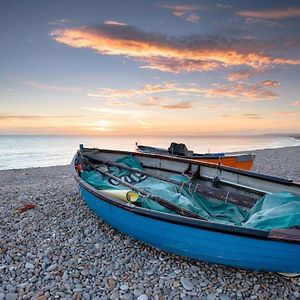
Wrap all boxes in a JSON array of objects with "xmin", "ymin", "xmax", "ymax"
[
  {"xmin": 136, "ymin": 142, "xmax": 255, "ymax": 171},
  {"xmin": 72, "ymin": 145, "xmax": 300, "ymax": 273}
]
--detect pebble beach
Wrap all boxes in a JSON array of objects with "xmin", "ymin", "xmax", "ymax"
[{"xmin": 0, "ymin": 146, "xmax": 300, "ymax": 300}]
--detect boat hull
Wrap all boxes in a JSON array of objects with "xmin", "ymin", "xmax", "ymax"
[
  {"xmin": 192, "ymin": 156, "xmax": 254, "ymax": 171},
  {"xmin": 80, "ymin": 185, "xmax": 300, "ymax": 273}
]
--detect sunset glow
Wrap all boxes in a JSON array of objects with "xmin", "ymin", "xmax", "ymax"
[{"xmin": 1, "ymin": 0, "xmax": 299, "ymax": 135}]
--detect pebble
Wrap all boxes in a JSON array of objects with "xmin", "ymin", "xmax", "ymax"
[
  {"xmin": 47, "ymin": 263, "xmax": 58, "ymax": 272},
  {"xmin": 25, "ymin": 262, "xmax": 34, "ymax": 269},
  {"xmin": 220, "ymin": 294, "xmax": 231, "ymax": 300},
  {"xmin": 137, "ymin": 295, "xmax": 148, "ymax": 300},
  {"xmin": 0, "ymin": 161, "xmax": 299, "ymax": 299},
  {"xmin": 120, "ymin": 284, "xmax": 129, "ymax": 291},
  {"xmin": 134, "ymin": 289, "xmax": 144, "ymax": 297},
  {"xmin": 293, "ymin": 291, "xmax": 300, "ymax": 298},
  {"xmin": 5, "ymin": 294, "xmax": 18, "ymax": 300},
  {"xmin": 206, "ymin": 294, "xmax": 216, "ymax": 300},
  {"xmin": 180, "ymin": 277, "xmax": 194, "ymax": 291},
  {"xmin": 253, "ymin": 284, "xmax": 260, "ymax": 293},
  {"xmin": 81, "ymin": 269, "xmax": 89, "ymax": 276}
]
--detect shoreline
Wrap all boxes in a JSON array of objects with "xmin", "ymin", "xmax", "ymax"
[{"xmin": 0, "ymin": 146, "xmax": 299, "ymax": 299}]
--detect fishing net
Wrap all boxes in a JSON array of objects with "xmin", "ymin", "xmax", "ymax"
[{"xmin": 80, "ymin": 155, "xmax": 300, "ymax": 230}]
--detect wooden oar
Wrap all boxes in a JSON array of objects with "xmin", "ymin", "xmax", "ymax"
[
  {"xmin": 89, "ymin": 163, "xmax": 205, "ymax": 220},
  {"xmin": 83, "ymin": 153, "xmax": 256, "ymax": 208}
]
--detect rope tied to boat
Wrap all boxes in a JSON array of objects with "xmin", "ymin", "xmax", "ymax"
[
  {"xmin": 139, "ymin": 192, "xmax": 149, "ymax": 208},
  {"xmin": 225, "ymin": 191, "xmax": 229, "ymax": 203},
  {"xmin": 194, "ymin": 183, "xmax": 200, "ymax": 194},
  {"xmin": 179, "ymin": 180, "xmax": 187, "ymax": 194}
]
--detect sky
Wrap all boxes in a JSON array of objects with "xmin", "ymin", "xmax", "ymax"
[{"xmin": 0, "ymin": 0, "xmax": 300, "ymax": 136}]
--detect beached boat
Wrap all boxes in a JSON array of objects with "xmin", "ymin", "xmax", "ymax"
[
  {"xmin": 136, "ymin": 142, "xmax": 255, "ymax": 171},
  {"xmin": 72, "ymin": 145, "xmax": 300, "ymax": 273}
]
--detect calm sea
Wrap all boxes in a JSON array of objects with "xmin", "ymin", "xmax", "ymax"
[{"xmin": 0, "ymin": 135, "xmax": 299, "ymax": 170}]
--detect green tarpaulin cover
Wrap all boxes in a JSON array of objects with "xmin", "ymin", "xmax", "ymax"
[{"xmin": 81, "ymin": 156, "xmax": 300, "ymax": 230}]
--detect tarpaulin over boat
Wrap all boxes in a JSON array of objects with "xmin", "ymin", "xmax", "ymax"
[{"xmin": 80, "ymin": 156, "xmax": 300, "ymax": 230}]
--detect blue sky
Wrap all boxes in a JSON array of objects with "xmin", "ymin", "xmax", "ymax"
[{"xmin": 0, "ymin": 0, "xmax": 299, "ymax": 135}]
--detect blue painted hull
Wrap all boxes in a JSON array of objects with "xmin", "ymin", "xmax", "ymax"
[{"xmin": 80, "ymin": 186, "xmax": 300, "ymax": 273}]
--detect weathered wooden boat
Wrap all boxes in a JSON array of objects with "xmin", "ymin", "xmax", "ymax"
[
  {"xmin": 136, "ymin": 142, "xmax": 255, "ymax": 171},
  {"xmin": 72, "ymin": 145, "xmax": 300, "ymax": 273}
]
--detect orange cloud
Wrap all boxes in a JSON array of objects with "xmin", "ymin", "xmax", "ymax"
[
  {"xmin": 291, "ymin": 100, "xmax": 300, "ymax": 106},
  {"xmin": 238, "ymin": 7, "xmax": 300, "ymax": 19},
  {"xmin": 139, "ymin": 96, "xmax": 195, "ymax": 110},
  {"xmin": 88, "ymin": 80, "xmax": 278, "ymax": 102},
  {"xmin": 228, "ymin": 69, "xmax": 260, "ymax": 81},
  {"xmin": 140, "ymin": 57, "xmax": 222, "ymax": 73},
  {"xmin": 206, "ymin": 81, "xmax": 278, "ymax": 101},
  {"xmin": 51, "ymin": 23, "xmax": 300, "ymax": 74}
]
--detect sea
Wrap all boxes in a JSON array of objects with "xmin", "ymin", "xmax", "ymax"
[{"xmin": 0, "ymin": 135, "xmax": 299, "ymax": 171}]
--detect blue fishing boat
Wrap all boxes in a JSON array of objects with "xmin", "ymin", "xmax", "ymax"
[{"xmin": 72, "ymin": 146, "xmax": 300, "ymax": 273}]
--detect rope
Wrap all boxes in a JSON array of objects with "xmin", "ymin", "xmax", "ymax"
[
  {"xmin": 179, "ymin": 181, "xmax": 187, "ymax": 194},
  {"xmin": 225, "ymin": 191, "xmax": 229, "ymax": 202}
]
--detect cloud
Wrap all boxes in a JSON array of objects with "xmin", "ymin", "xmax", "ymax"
[
  {"xmin": 242, "ymin": 113, "xmax": 262, "ymax": 119},
  {"xmin": 291, "ymin": 100, "xmax": 300, "ymax": 106},
  {"xmin": 104, "ymin": 20, "xmax": 128, "ymax": 26},
  {"xmin": 159, "ymin": 4, "xmax": 203, "ymax": 23},
  {"xmin": 0, "ymin": 114, "xmax": 82, "ymax": 121},
  {"xmin": 216, "ymin": 3, "xmax": 233, "ymax": 9},
  {"xmin": 51, "ymin": 23, "xmax": 300, "ymax": 74},
  {"xmin": 237, "ymin": 7, "xmax": 300, "ymax": 20},
  {"xmin": 140, "ymin": 57, "xmax": 223, "ymax": 73},
  {"xmin": 47, "ymin": 19, "xmax": 71, "ymax": 26},
  {"xmin": 88, "ymin": 80, "xmax": 279, "ymax": 102},
  {"xmin": 228, "ymin": 69, "xmax": 283, "ymax": 84},
  {"xmin": 261, "ymin": 80, "xmax": 279, "ymax": 87},
  {"xmin": 82, "ymin": 107, "xmax": 142, "ymax": 116},
  {"xmin": 227, "ymin": 69, "xmax": 260, "ymax": 81},
  {"xmin": 276, "ymin": 111, "xmax": 297, "ymax": 116},
  {"xmin": 206, "ymin": 81, "xmax": 279, "ymax": 101},
  {"xmin": 220, "ymin": 113, "xmax": 261, "ymax": 119},
  {"xmin": 139, "ymin": 96, "xmax": 195, "ymax": 110},
  {"xmin": 87, "ymin": 82, "xmax": 204, "ymax": 99},
  {"xmin": 243, "ymin": 17, "xmax": 280, "ymax": 28},
  {"xmin": 22, "ymin": 80, "xmax": 83, "ymax": 92}
]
